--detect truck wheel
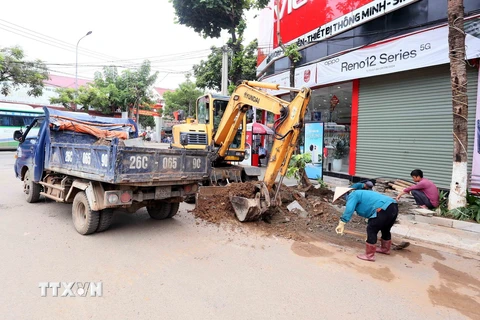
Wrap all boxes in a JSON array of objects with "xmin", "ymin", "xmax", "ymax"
[
  {"xmin": 72, "ymin": 191, "xmax": 99, "ymax": 235},
  {"xmin": 96, "ymin": 209, "xmax": 114, "ymax": 232},
  {"xmin": 168, "ymin": 202, "xmax": 180, "ymax": 218},
  {"xmin": 147, "ymin": 202, "xmax": 179, "ymax": 220},
  {"xmin": 24, "ymin": 169, "xmax": 41, "ymax": 203}
]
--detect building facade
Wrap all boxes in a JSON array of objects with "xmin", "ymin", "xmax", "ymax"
[{"xmin": 258, "ymin": 0, "xmax": 480, "ymax": 188}]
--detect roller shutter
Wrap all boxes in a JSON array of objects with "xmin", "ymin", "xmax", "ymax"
[{"xmin": 356, "ymin": 64, "xmax": 478, "ymax": 188}]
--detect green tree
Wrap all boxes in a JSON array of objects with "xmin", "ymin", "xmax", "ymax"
[
  {"xmin": 193, "ymin": 46, "xmax": 223, "ymax": 92},
  {"xmin": 241, "ymin": 39, "xmax": 259, "ymax": 82},
  {"xmin": 0, "ymin": 46, "xmax": 49, "ymax": 97},
  {"xmin": 50, "ymin": 61, "xmax": 158, "ymax": 116},
  {"xmin": 194, "ymin": 39, "xmax": 258, "ymax": 92},
  {"xmin": 170, "ymin": 0, "xmax": 268, "ymax": 86},
  {"xmin": 139, "ymin": 115, "xmax": 156, "ymax": 129},
  {"xmin": 163, "ymin": 77, "xmax": 203, "ymax": 118}
]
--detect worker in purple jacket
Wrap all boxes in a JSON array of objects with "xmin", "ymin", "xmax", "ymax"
[{"xmin": 396, "ymin": 169, "xmax": 439, "ymax": 209}]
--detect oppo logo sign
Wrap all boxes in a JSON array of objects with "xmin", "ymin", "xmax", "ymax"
[
  {"xmin": 324, "ymin": 58, "xmax": 340, "ymax": 66},
  {"xmin": 274, "ymin": 0, "xmax": 308, "ymax": 20}
]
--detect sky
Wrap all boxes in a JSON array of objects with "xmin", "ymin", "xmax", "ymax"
[{"xmin": 0, "ymin": 1, "xmax": 260, "ymax": 90}]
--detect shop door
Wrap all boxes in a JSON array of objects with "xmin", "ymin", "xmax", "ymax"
[{"xmin": 356, "ymin": 64, "xmax": 478, "ymax": 188}]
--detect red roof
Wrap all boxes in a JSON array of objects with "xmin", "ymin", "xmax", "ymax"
[
  {"xmin": 46, "ymin": 75, "xmax": 172, "ymax": 96},
  {"xmin": 154, "ymin": 87, "xmax": 173, "ymax": 96},
  {"xmin": 45, "ymin": 74, "xmax": 90, "ymax": 89}
]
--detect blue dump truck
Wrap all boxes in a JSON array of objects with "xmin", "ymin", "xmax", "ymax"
[{"xmin": 13, "ymin": 108, "xmax": 211, "ymax": 235}]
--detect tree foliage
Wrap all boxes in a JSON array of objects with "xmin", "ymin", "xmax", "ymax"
[
  {"xmin": 286, "ymin": 153, "xmax": 313, "ymax": 189},
  {"xmin": 0, "ymin": 46, "xmax": 49, "ymax": 97},
  {"xmin": 163, "ymin": 77, "xmax": 203, "ymax": 118},
  {"xmin": 241, "ymin": 39, "xmax": 260, "ymax": 82},
  {"xmin": 193, "ymin": 39, "xmax": 258, "ymax": 92},
  {"xmin": 139, "ymin": 114, "xmax": 156, "ymax": 129},
  {"xmin": 193, "ymin": 46, "xmax": 223, "ymax": 92},
  {"xmin": 171, "ymin": 0, "xmax": 268, "ymax": 86},
  {"xmin": 50, "ymin": 61, "xmax": 158, "ymax": 115}
]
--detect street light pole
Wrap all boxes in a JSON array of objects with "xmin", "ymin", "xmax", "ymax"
[{"xmin": 75, "ymin": 31, "xmax": 92, "ymax": 95}]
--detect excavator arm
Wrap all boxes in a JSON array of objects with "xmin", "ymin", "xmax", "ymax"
[
  {"xmin": 213, "ymin": 81, "xmax": 311, "ymax": 191},
  {"xmin": 202, "ymin": 80, "xmax": 311, "ymax": 222}
]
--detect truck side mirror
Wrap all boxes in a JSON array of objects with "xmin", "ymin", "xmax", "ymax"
[{"xmin": 13, "ymin": 130, "xmax": 23, "ymax": 142}]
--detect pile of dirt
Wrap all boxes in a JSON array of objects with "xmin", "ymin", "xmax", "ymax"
[
  {"xmin": 193, "ymin": 182, "xmax": 258, "ymax": 224},
  {"xmin": 191, "ymin": 183, "xmax": 366, "ymax": 241}
]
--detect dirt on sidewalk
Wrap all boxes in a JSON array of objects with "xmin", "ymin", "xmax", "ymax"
[{"xmin": 192, "ymin": 182, "xmax": 367, "ymax": 241}]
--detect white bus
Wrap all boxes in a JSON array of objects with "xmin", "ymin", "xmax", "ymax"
[{"xmin": 0, "ymin": 102, "xmax": 44, "ymax": 150}]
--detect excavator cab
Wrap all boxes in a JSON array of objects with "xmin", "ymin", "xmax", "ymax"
[{"xmin": 172, "ymin": 94, "xmax": 246, "ymax": 162}]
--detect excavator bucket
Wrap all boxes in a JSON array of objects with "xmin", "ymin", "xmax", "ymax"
[
  {"xmin": 229, "ymin": 183, "xmax": 271, "ymax": 222},
  {"xmin": 196, "ymin": 183, "xmax": 272, "ymax": 222},
  {"xmin": 230, "ymin": 193, "xmax": 263, "ymax": 222}
]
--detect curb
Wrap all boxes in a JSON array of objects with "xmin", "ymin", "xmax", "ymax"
[
  {"xmin": 412, "ymin": 212, "xmax": 480, "ymax": 234},
  {"xmin": 392, "ymin": 218, "xmax": 480, "ymax": 257}
]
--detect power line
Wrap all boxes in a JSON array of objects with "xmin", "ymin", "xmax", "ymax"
[{"xmin": 0, "ymin": 19, "xmax": 118, "ymax": 61}]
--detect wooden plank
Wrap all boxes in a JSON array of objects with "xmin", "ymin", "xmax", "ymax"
[
  {"xmin": 396, "ymin": 179, "xmax": 414, "ymax": 187},
  {"xmin": 388, "ymin": 183, "xmax": 404, "ymax": 192}
]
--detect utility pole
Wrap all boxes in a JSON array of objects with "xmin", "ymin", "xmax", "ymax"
[{"xmin": 221, "ymin": 45, "xmax": 229, "ymax": 95}]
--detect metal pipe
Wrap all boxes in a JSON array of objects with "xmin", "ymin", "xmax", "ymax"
[{"xmin": 274, "ymin": 175, "xmax": 285, "ymax": 204}]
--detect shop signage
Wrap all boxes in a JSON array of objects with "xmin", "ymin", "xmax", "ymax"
[
  {"xmin": 304, "ymin": 122, "xmax": 324, "ymax": 180},
  {"xmin": 258, "ymin": 0, "xmax": 420, "ymax": 73},
  {"xmin": 315, "ymin": 17, "xmax": 480, "ymax": 85},
  {"xmin": 295, "ymin": 64, "xmax": 317, "ymax": 89}
]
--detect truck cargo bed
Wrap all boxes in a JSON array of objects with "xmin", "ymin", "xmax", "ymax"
[{"xmin": 45, "ymin": 138, "xmax": 210, "ymax": 186}]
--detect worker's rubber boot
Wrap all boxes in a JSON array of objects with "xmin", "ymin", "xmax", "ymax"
[
  {"xmin": 357, "ymin": 243, "xmax": 376, "ymax": 262},
  {"xmin": 376, "ymin": 239, "xmax": 392, "ymax": 255}
]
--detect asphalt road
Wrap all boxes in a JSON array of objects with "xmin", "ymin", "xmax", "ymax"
[{"xmin": 0, "ymin": 151, "xmax": 479, "ymax": 320}]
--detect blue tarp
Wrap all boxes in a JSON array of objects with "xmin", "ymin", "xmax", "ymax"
[{"xmin": 44, "ymin": 107, "xmax": 138, "ymax": 134}]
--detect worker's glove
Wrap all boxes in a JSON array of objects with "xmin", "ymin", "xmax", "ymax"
[{"xmin": 335, "ymin": 221, "xmax": 346, "ymax": 235}]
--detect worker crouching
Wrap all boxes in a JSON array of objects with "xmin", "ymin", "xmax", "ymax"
[{"xmin": 333, "ymin": 187, "xmax": 398, "ymax": 262}]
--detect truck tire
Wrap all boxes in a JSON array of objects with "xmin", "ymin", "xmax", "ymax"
[
  {"xmin": 168, "ymin": 202, "xmax": 180, "ymax": 218},
  {"xmin": 72, "ymin": 191, "xmax": 99, "ymax": 235},
  {"xmin": 96, "ymin": 209, "xmax": 114, "ymax": 232},
  {"xmin": 147, "ymin": 202, "xmax": 179, "ymax": 220},
  {"xmin": 24, "ymin": 169, "xmax": 41, "ymax": 203}
]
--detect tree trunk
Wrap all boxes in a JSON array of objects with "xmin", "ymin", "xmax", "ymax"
[
  {"xmin": 289, "ymin": 62, "xmax": 295, "ymax": 101},
  {"xmin": 300, "ymin": 168, "xmax": 312, "ymax": 190},
  {"xmin": 447, "ymin": 0, "xmax": 468, "ymax": 210}
]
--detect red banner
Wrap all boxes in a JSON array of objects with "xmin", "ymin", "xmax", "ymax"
[
  {"xmin": 272, "ymin": 0, "xmax": 373, "ymax": 47},
  {"xmin": 130, "ymin": 109, "xmax": 160, "ymax": 117}
]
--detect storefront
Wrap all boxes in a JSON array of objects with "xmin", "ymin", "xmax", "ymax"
[{"xmin": 258, "ymin": 0, "xmax": 480, "ymax": 187}]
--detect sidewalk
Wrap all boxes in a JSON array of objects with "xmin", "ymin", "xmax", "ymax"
[
  {"xmin": 392, "ymin": 214, "xmax": 480, "ymax": 257},
  {"xmin": 259, "ymin": 167, "xmax": 480, "ymax": 257}
]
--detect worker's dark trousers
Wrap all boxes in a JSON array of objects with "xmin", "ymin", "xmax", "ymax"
[
  {"xmin": 366, "ymin": 203, "xmax": 398, "ymax": 244},
  {"xmin": 411, "ymin": 190, "xmax": 434, "ymax": 209}
]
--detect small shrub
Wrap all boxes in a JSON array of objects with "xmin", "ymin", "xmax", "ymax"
[{"xmin": 440, "ymin": 191, "xmax": 480, "ymax": 223}]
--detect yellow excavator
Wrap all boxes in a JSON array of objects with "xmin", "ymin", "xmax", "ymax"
[
  {"xmin": 172, "ymin": 81, "xmax": 311, "ymax": 221},
  {"xmin": 172, "ymin": 92, "xmax": 258, "ymax": 185}
]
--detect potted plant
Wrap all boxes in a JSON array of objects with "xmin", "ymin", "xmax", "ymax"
[{"xmin": 332, "ymin": 138, "xmax": 348, "ymax": 171}]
